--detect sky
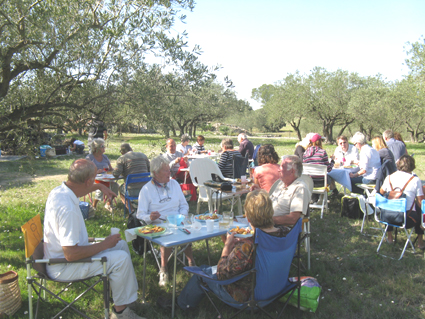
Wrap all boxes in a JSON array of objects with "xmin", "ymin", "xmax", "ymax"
[{"xmin": 170, "ymin": 0, "xmax": 425, "ymax": 109}]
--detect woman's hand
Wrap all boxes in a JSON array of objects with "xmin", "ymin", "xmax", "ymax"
[
  {"xmin": 221, "ymin": 233, "xmax": 236, "ymax": 257},
  {"xmin": 250, "ymin": 184, "xmax": 260, "ymax": 192},
  {"xmin": 150, "ymin": 211, "xmax": 160, "ymax": 221}
]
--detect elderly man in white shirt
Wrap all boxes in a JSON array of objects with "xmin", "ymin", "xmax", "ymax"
[
  {"xmin": 349, "ymin": 132, "xmax": 381, "ymax": 194},
  {"xmin": 332, "ymin": 135, "xmax": 359, "ymax": 165},
  {"xmin": 44, "ymin": 159, "xmax": 145, "ymax": 319},
  {"xmin": 137, "ymin": 156, "xmax": 195, "ymax": 286}
]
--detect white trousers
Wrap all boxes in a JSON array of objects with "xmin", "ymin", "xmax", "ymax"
[{"xmin": 47, "ymin": 240, "xmax": 138, "ymax": 306}]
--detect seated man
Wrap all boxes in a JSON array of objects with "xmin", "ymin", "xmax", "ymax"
[
  {"xmin": 383, "ymin": 129, "xmax": 407, "ymax": 162},
  {"xmin": 332, "ymin": 135, "xmax": 359, "ymax": 165},
  {"xmin": 113, "ymin": 143, "xmax": 150, "ymax": 213},
  {"xmin": 161, "ymin": 138, "xmax": 189, "ymax": 182},
  {"xmin": 237, "ymin": 133, "xmax": 254, "ymax": 159},
  {"xmin": 137, "ymin": 156, "xmax": 195, "ymax": 286},
  {"xmin": 269, "ymin": 155, "xmax": 311, "ymax": 226},
  {"xmin": 43, "ymin": 159, "xmax": 145, "ymax": 319}
]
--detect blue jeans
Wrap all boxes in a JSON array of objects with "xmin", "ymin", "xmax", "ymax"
[
  {"xmin": 177, "ymin": 265, "xmax": 235, "ymax": 310},
  {"xmin": 350, "ymin": 176, "xmax": 375, "ymax": 194}
]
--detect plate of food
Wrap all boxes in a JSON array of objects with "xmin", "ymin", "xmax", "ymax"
[
  {"xmin": 136, "ymin": 225, "xmax": 167, "ymax": 237},
  {"xmin": 343, "ymin": 164, "xmax": 358, "ymax": 169},
  {"xmin": 194, "ymin": 213, "xmax": 221, "ymax": 223},
  {"xmin": 234, "ymin": 178, "xmax": 252, "ymax": 184},
  {"xmin": 228, "ymin": 226, "xmax": 254, "ymax": 238}
]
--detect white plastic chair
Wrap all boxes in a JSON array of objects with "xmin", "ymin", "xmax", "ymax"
[
  {"xmin": 189, "ymin": 158, "xmax": 242, "ymax": 215},
  {"xmin": 302, "ymin": 163, "xmax": 328, "ymax": 218}
]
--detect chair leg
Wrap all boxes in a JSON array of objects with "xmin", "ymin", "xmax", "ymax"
[
  {"xmin": 377, "ymin": 224, "xmax": 389, "ymax": 254},
  {"xmin": 196, "ymin": 199, "xmax": 201, "ymax": 215}
]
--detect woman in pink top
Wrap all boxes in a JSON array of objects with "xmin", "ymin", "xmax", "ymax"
[{"xmin": 252, "ymin": 144, "xmax": 280, "ymax": 193}]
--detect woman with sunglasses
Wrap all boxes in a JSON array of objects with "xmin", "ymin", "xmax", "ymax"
[
  {"xmin": 86, "ymin": 138, "xmax": 115, "ymax": 209},
  {"xmin": 137, "ymin": 156, "xmax": 195, "ymax": 287}
]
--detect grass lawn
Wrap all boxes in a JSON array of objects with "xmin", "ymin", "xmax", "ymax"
[{"xmin": 1, "ymin": 133, "xmax": 425, "ymax": 318}]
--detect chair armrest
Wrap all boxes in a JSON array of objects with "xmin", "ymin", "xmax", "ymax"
[
  {"xmin": 47, "ymin": 256, "xmax": 108, "ymax": 264},
  {"xmin": 89, "ymin": 237, "xmax": 105, "ymax": 242},
  {"xmin": 183, "ymin": 266, "xmax": 252, "ymax": 285}
]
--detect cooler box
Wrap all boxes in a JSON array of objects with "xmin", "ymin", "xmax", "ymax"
[{"xmin": 39, "ymin": 145, "xmax": 52, "ymax": 157}]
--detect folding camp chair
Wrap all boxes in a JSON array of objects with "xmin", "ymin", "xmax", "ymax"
[
  {"xmin": 183, "ymin": 218, "xmax": 302, "ymax": 319},
  {"xmin": 190, "ymin": 158, "xmax": 242, "ymax": 215},
  {"xmin": 302, "ymin": 163, "xmax": 328, "ymax": 218},
  {"xmin": 374, "ymin": 193, "xmax": 414, "ymax": 260},
  {"xmin": 124, "ymin": 172, "xmax": 151, "ymax": 217},
  {"xmin": 22, "ymin": 215, "xmax": 110, "ymax": 319},
  {"xmin": 300, "ymin": 175, "xmax": 313, "ymax": 270}
]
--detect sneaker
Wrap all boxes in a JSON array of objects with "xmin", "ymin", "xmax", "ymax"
[
  {"xmin": 105, "ymin": 203, "xmax": 114, "ymax": 213},
  {"xmin": 110, "ymin": 307, "xmax": 146, "ymax": 319},
  {"xmin": 159, "ymin": 270, "xmax": 169, "ymax": 287}
]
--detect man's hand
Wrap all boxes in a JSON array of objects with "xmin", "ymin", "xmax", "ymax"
[
  {"xmin": 175, "ymin": 157, "xmax": 181, "ymax": 164},
  {"xmin": 101, "ymin": 186, "xmax": 117, "ymax": 202},
  {"xmin": 103, "ymin": 234, "xmax": 121, "ymax": 249},
  {"xmin": 150, "ymin": 211, "xmax": 160, "ymax": 221}
]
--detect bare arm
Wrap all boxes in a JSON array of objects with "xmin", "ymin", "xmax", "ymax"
[
  {"xmin": 62, "ymin": 234, "xmax": 121, "ymax": 261},
  {"xmin": 273, "ymin": 211, "xmax": 302, "ymax": 226}
]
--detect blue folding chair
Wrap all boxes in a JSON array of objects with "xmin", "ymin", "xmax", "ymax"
[
  {"xmin": 374, "ymin": 193, "xmax": 413, "ymax": 260},
  {"xmin": 183, "ymin": 218, "xmax": 302, "ymax": 319},
  {"xmin": 124, "ymin": 172, "xmax": 151, "ymax": 217}
]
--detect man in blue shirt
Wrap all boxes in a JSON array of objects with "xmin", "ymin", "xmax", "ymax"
[{"xmin": 383, "ymin": 130, "xmax": 407, "ymax": 162}]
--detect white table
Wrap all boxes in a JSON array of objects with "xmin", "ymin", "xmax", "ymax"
[
  {"xmin": 328, "ymin": 167, "xmax": 360, "ymax": 193},
  {"xmin": 126, "ymin": 221, "xmax": 246, "ymax": 318}
]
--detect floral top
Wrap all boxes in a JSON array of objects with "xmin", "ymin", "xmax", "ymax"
[{"xmin": 216, "ymin": 226, "xmax": 290, "ymax": 302}]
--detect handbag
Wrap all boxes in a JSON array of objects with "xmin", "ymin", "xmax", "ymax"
[
  {"xmin": 127, "ymin": 212, "xmax": 150, "ymax": 255},
  {"xmin": 387, "ymin": 175, "xmax": 415, "ymax": 199},
  {"xmin": 381, "ymin": 175, "xmax": 416, "ymax": 225}
]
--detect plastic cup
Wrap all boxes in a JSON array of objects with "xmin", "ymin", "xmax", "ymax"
[
  {"xmin": 241, "ymin": 175, "xmax": 247, "ymax": 183},
  {"xmin": 206, "ymin": 220, "xmax": 214, "ymax": 232},
  {"xmin": 111, "ymin": 227, "xmax": 120, "ymax": 235}
]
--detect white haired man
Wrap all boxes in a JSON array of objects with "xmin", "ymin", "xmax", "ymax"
[
  {"xmin": 43, "ymin": 159, "xmax": 145, "ymax": 319},
  {"xmin": 349, "ymin": 132, "xmax": 381, "ymax": 194},
  {"xmin": 237, "ymin": 133, "xmax": 254, "ymax": 159}
]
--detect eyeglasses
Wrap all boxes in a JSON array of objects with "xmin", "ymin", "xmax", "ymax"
[
  {"xmin": 156, "ymin": 186, "xmax": 171, "ymax": 203},
  {"xmin": 100, "ymin": 145, "xmax": 106, "ymax": 148}
]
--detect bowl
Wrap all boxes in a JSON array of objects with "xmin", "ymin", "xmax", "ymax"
[
  {"xmin": 167, "ymin": 214, "xmax": 185, "ymax": 227},
  {"xmin": 235, "ymin": 215, "xmax": 248, "ymax": 225}
]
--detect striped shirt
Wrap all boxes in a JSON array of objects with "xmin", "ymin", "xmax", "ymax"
[
  {"xmin": 303, "ymin": 146, "xmax": 333, "ymax": 185},
  {"xmin": 218, "ymin": 150, "xmax": 242, "ymax": 178},
  {"xmin": 113, "ymin": 152, "xmax": 150, "ymax": 189},
  {"xmin": 192, "ymin": 142, "xmax": 205, "ymax": 154}
]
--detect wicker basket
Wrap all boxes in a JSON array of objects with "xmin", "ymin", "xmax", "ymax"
[{"xmin": 0, "ymin": 271, "xmax": 22, "ymax": 316}]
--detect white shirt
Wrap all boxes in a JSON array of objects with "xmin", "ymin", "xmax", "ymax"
[
  {"xmin": 176, "ymin": 144, "xmax": 192, "ymax": 155},
  {"xmin": 333, "ymin": 144, "xmax": 359, "ymax": 164},
  {"xmin": 270, "ymin": 178, "xmax": 311, "ymax": 217},
  {"xmin": 162, "ymin": 151, "xmax": 183, "ymax": 176},
  {"xmin": 44, "ymin": 183, "xmax": 89, "ymax": 259},
  {"xmin": 381, "ymin": 171, "xmax": 423, "ymax": 211},
  {"xmin": 137, "ymin": 179, "xmax": 189, "ymax": 224},
  {"xmin": 359, "ymin": 144, "xmax": 381, "ymax": 180}
]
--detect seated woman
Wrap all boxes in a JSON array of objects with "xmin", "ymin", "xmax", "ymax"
[
  {"xmin": 218, "ymin": 138, "xmax": 242, "ymax": 178},
  {"xmin": 85, "ymin": 138, "xmax": 116, "ymax": 209},
  {"xmin": 69, "ymin": 138, "xmax": 85, "ymax": 154},
  {"xmin": 302, "ymin": 133, "xmax": 335, "ymax": 197},
  {"xmin": 371, "ymin": 136, "xmax": 396, "ymax": 166},
  {"xmin": 294, "ymin": 133, "xmax": 312, "ymax": 160},
  {"xmin": 137, "ymin": 156, "xmax": 195, "ymax": 286},
  {"xmin": 252, "ymin": 144, "xmax": 280, "ymax": 193},
  {"xmin": 176, "ymin": 134, "xmax": 192, "ymax": 155},
  {"xmin": 349, "ymin": 132, "xmax": 381, "ymax": 194},
  {"xmin": 379, "ymin": 155, "xmax": 424, "ymax": 248},
  {"xmin": 177, "ymin": 190, "xmax": 291, "ymax": 310}
]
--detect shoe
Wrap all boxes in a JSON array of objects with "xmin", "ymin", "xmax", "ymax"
[
  {"xmin": 105, "ymin": 203, "xmax": 114, "ymax": 213},
  {"xmin": 128, "ymin": 301, "xmax": 148, "ymax": 313},
  {"xmin": 110, "ymin": 307, "xmax": 146, "ymax": 319},
  {"xmin": 159, "ymin": 270, "xmax": 169, "ymax": 286},
  {"xmin": 330, "ymin": 189, "xmax": 339, "ymax": 197}
]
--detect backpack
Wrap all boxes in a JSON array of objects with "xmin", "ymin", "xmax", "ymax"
[
  {"xmin": 127, "ymin": 211, "xmax": 150, "ymax": 255},
  {"xmin": 340, "ymin": 195, "xmax": 364, "ymax": 219}
]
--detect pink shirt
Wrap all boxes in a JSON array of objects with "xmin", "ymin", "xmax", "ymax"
[{"xmin": 253, "ymin": 163, "xmax": 281, "ymax": 193}]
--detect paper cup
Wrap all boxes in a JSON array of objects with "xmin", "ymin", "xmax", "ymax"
[
  {"xmin": 111, "ymin": 227, "xmax": 120, "ymax": 235},
  {"xmin": 206, "ymin": 219, "xmax": 214, "ymax": 232}
]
